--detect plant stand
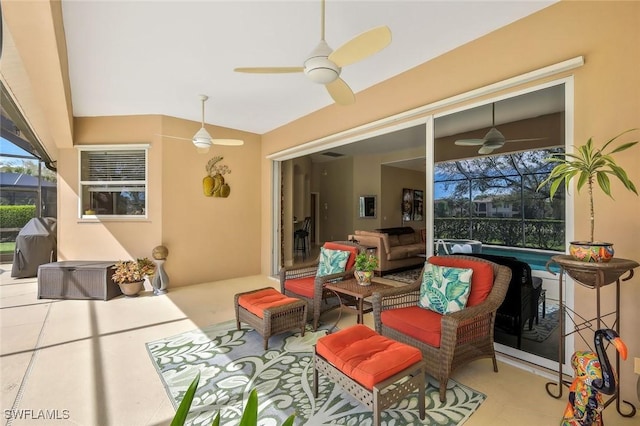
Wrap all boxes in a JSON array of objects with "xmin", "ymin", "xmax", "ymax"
[{"xmin": 545, "ymin": 255, "xmax": 639, "ymax": 419}]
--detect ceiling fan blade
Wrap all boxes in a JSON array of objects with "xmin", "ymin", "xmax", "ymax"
[
  {"xmin": 504, "ymin": 137, "xmax": 548, "ymax": 143},
  {"xmin": 234, "ymin": 66, "xmax": 304, "ymax": 74},
  {"xmin": 158, "ymin": 134, "xmax": 191, "ymax": 141},
  {"xmin": 329, "ymin": 26, "xmax": 392, "ymax": 68},
  {"xmin": 326, "ymin": 78, "xmax": 355, "ymax": 105},
  {"xmin": 455, "ymin": 139, "xmax": 486, "ymax": 146},
  {"xmin": 478, "ymin": 145, "xmax": 495, "ymax": 155},
  {"xmin": 212, "ymin": 139, "xmax": 244, "ymax": 146}
]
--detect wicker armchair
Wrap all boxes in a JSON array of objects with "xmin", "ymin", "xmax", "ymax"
[
  {"xmin": 372, "ymin": 255, "xmax": 511, "ymax": 402},
  {"xmin": 279, "ymin": 241, "xmax": 363, "ymax": 330}
]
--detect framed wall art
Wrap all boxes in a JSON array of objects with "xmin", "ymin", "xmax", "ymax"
[
  {"xmin": 402, "ymin": 188, "xmax": 413, "ymax": 222},
  {"xmin": 413, "ymin": 190, "xmax": 424, "ymax": 221},
  {"xmin": 359, "ymin": 195, "xmax": 377, "ymax": 218}
]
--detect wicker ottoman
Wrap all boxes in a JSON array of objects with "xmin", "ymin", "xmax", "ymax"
[
  {"xmin": 235, "ymin": 287, "xmax": 307, "ymax": 350},
  {"xmin": 314, "ymin": 324, "xmax": 425, "ymax": 426}
]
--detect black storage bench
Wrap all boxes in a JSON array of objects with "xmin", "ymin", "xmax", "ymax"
[{"xmin": 38, "ymin": 261, "xmax": 122, "ymax": 301}]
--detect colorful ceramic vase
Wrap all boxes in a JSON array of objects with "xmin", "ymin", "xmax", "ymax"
[
  {"xmin": 569, "ymin": 241, "xmax": 614, "ymax": 263},
  {"xmin": 354, "ymin": 270, "xmax": 373, "ymax": 286}
]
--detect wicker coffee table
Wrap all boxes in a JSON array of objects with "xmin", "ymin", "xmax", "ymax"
[{"xmin": 324, "ymin": 278, "xmax": 391, "ymax": 324}]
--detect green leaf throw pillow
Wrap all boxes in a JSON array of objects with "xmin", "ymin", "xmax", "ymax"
[
  {"xmin": 418, "ymin": 263, "xmax": 473, "ymax": 314},
  {"xmin": 316, "ymin": 247, "xmax": 350, "ymax": 277}
]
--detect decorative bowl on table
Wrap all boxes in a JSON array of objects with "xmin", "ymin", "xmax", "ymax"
[{"xmin": 569, "ymin": 241, "xmax": 614, "ymax": 263}]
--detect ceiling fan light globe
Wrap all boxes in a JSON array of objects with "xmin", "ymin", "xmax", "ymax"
[
  {"xmin": 304, "ymin": 59, "xmax": 340, "ymax": 84},
  {"xmin": 305, "ymin": 67, "xmax": 339, "ymax": 84},
  {"xmin": 193, "ymin": 138, "xmax": 212, "ymax": 149},
  {"xmin": 192, "ymin": 127, "xmax": 213, "ymax": 149},
  {"xmin": 483, "ymin": 140, "xmax": 504, "ymax": 149},
  {"xmin": 304, "ymin": 40, "xmax": 340, "ymax": 84},
  {"xmin": 484, "ymin": 127, "xmax": 505, "ymax": 143}
]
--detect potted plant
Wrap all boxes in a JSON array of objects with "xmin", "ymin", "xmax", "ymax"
[
  {"xmin": 537, "ymin": 129, "xmax": 638, "ymax": 262},
  {"xmin": 111, "ymin": 257, "xmax": 156, "ymax": 296},
  {"xmin": 354, "ymin": 252, "xmax": 379, "ymax": 285}
]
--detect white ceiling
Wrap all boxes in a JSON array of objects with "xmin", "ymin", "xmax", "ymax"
[{"xmin": 61, "ymin": 0, "xmax": 558, "ymax": 135}]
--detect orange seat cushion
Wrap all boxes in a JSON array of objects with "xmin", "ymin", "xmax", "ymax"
[
  {"xmin": 316, "ymin": 324, "xmax": 422, "ymax": 390},
  {"xmin": 381, "ymin": 306, "xmax": 442, "ymax": 347},
  {"xmin": 284, "ymin": 276, "xmax": 315, "ymax": 298},
  {"xmin": 428, "ymin": 256, "xmax": 494, "ymax": 306},
  {"xmin": 238, "ymin": 288, "xmax": 301, "ymax": 319},
  {"xmin": 323, "ymin": 242, "xmax": 359, "ymax": 271}
]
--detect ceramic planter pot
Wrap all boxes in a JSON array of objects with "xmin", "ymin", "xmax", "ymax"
[
  {"xmin": 117, "ymin": 280, "xmax": 144, "ymax": 297},
  {"xmin": 569, "ymin": 241, "xmax": 614, "ymax": 263},
  {"xmin": 354, "ymin": 270, "xmax": 373, "ymax": 286}
]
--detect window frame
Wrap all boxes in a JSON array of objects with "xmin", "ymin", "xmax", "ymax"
[{"xmin": 77, "ymin": 144, "xmax": 150, "ymax": 220}]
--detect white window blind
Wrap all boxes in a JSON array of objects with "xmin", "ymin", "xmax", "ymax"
[
  {"xmin": 78, "ymin": 146, "xmax": 148, "ymax": 218},
  {"xmin": 82, "ymin": 150, "xmax": 146, "ymax": 181}
]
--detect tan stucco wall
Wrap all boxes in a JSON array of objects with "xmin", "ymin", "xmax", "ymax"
[
  {"xmin": 57, "ymin": 116, "xmax": 163, "ymax": 264},
  {"xmin": 261, "ymin": 1, "xmax": 640, "ymax": 398},
  {"xmin": 56, "ymin": 114, "xmax": 261, "ymax": 286},
  {"xmin": 380, "ymin": 166, "xmax": 426, "ymax": 230}
]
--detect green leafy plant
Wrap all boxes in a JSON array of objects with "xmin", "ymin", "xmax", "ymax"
[
  {"xmin": 111, "ymin": 257, "xmax": 156, "ymax": 284},
  {"xmin": 354, "ymin": 252, "xmax": 379, "ymax": 272},
  {"xmin": 171, "ymin": 373, "xmax": 296, "ymax": 426},
  {"xmin": 537, "ymin": 129, "xmax": 638, "ymax": 242}
]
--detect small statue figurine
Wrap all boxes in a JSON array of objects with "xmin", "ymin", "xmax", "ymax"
[
  {"xmin": 151, "ymin": 245, "xmax": 170, "ymax": 295},
  {"xmin": 561, "ymin": 329, "xmax": 627, "ymax": 426}
]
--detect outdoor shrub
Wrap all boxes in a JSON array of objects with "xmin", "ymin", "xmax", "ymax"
[
  {"xmin": 0, "ymin": 205, "xmax": 35, "ymax": 229},
  {"xmin": 434, "ymin": 217, "xmax": 565, "ymax": 250}
]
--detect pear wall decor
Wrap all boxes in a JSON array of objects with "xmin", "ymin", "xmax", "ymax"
[{"xmin": 203, "ymin": 156, "xmax": 231, "ymax": 197}]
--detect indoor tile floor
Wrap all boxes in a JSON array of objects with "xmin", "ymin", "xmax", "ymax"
[{"xmin": 1, "ymin": 263, "xmax": 637, "ymax": 425}]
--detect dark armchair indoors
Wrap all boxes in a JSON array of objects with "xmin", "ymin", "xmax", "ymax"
[
  {"xmin": 372, "ymin": 255, "xmax": 511, "ymax": 402},
  {"xmin": 279, "ymin": 240, "xmax": 363, "ymax": 330}
]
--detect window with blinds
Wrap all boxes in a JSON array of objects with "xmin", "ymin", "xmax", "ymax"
[{"xmin": 78, "ymin": 146, "xmax": 148, "ymax": 218}]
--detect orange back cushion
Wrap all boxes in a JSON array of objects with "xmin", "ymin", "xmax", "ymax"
[
  {"xmin": 323, "ymin": 242, "xmax": 359, "ymax": 271},
  {"xmin": 428, "ymin": 256, "xmax": 494, "ymax": 306}
]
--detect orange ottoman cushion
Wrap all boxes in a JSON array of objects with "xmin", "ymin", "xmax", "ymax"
[
  {"xmin": 238, "ymin": 288, "xmax": 301, "ymax": 319},
  {"xmin": 316, "ymin": 324, "xmax": 423, "ymax": 390}
]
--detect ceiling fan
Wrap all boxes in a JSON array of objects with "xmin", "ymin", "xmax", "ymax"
[
  {"xmin": 160, "ymin": 95, "xmax": 243, "ymax": 153},
  {"xmin": 454, "ymin": 103, "xmax": 546, "ymax": 154},
  {"xmin": 234, "ymin": 0, "xmax": 392, "ymax": 106}
]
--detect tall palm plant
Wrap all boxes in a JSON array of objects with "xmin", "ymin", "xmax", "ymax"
[{"xmin": 538, "ymin": 129, "xmax": 638, "ymax": 243}]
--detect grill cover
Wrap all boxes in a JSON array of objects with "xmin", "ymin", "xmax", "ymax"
[{"xmin": 11, "ymin": 217, "xmax": 57, "ymax": 278}]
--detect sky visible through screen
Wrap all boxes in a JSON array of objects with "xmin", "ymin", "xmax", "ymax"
[{"xmin": 0, "ymin": 136, "xmax": 35, "ymax": 158}]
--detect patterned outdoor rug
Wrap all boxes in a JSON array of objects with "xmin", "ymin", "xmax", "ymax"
[
  {"xmin": 147, "ymin": 321, "xmax": 485, "ymax": 425},
  {"xmin": 384, "ymin": 267, "xmax": 423, "ymax": 284},
  {"xmin": 521, "ymin": 301, "xmax": 560, "ymax": 342}
]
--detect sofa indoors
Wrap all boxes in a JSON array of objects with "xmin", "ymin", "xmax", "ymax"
[{"xmin": 348, "ymin": 227, "xmax": 426, "ymax": 275}]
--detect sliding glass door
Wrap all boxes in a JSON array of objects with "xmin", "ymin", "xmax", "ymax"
[{"xmin": 431, "ymin": 81, "xmax": 572, "ymax": 370}]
